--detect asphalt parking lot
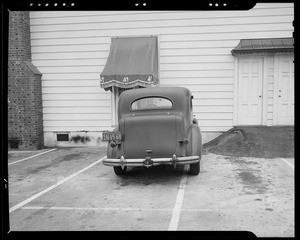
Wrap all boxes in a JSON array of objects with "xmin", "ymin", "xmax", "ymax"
[{"xmin": 8, "ymin": 147, "xmax": 294, "ymax": 236}]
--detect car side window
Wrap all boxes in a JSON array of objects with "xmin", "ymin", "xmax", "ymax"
[{"xmin": 131, "ymin": 97, "xmax": 173, "ymax": 110}]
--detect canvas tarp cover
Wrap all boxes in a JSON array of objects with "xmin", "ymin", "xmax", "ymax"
[{"xmin": 100, "ymin": 36, "xmax": 158, "ymax": 91}]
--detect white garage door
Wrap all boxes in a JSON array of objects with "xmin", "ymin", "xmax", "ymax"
[
  {"xmin": 238, "ymin": 58, "xmax": 263, "ymax": 125},
  {"xmin": 276, "ymin": 55, "xmax": 294, "ymax": 125}
]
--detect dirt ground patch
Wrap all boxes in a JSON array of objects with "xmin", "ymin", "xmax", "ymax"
[{"xmin": 203, "ymin": 126, "xmax": 294, "ymax": 158}]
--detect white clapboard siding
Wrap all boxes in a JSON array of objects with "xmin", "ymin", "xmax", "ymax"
[
  {"xmin": 31, "ymin": 44, "xmax": 109, "ymax": 53},
  {"xmin": 163, "ymin": 47, "xmax": 228, "ymax": 56},
  {"xmin": 30, "ymin": 23, "xmax": 292, "ymax": 39},
  {"xmin": 197, "ymin": 119, "xmax": 233, "ymax": 127},
  {"xmin": 165, "ymin": 79, "xmax": 232, "ymax": 87},
  {"xmin": 160, "ymin": 70, "xmax": 234, "ymax": 78},
  {"xmin": 32, "ymin": 52, "xmax": 109, "ymax": 60},
  {"xmin": 30, "ymin": 31, "xmax": 290, "ymax": 46},
  {"xmin": 161, "ymin": 78, "xmax": 233, "ymax": 85},
  {"xmin": 196, "ymin": 113, "xmax": 233, "ymax": 120},
  {"xmin": 43, "ymin": 113, "xmax": 111, "ymax": 121},
  {"xmin": 41, "ymin": 73, "xmax": 101, "ymax": 80},
  {"xmin": 200, "ymin": 126, "xmax": 232, "ymax": 132},
  {"xmin": 42, "ymin": 93, "xmax": 110, "ymax": 101},
  {"xmin": 43, "ymin": 126, "xmax": 111, "ymax": 132},
  {"xmin": 30, "ymin": 7, "xmax": 293, "ymax": 25},
  {"xmin": 160, "ymin": 31, "xmax": 292, "ymax": 42},
  {"xmin": 161, "ymin": 84, "xmax": 233, "ymax": 92},
  {"xmin": 38, "ymin": 66, "xmax": 102, "ymax": 74},
  {"xmin": 43, "ymin": 106, "xmax": 111, "ymax": 114},
  {"xmin": 42, "ymin": 87, "xmax": 104, "ymax": 94},
  {"xmin": 33, "ymin": 57, "xmax": 234, "ymax": 67},
  {"xmin": 193, "ymin": 105, "xmax": 233, "ymax": 113},
  {"xmin": 193, "ymin": 99, "xmax": 233, "ymax": 106},
  {"xmin": 33, "ymin": 46, "xmax": 234, "ymax": 55},
  {"xmin": 33, "ymin": 59, "xmax": 108, "ymax": 67},
  {"xmin": 42, "ymin": 100, "xmax": 111, "ymax": 107},
  {"xmin": 160, "ymin": 40, "xmax": 237, "ymax": 49},
  {"xmin": 30, "ymin": 16, "xmax": 293, "ymax": 33},
  {"xmin": 31, "ymin": 37, "xmax": 110, "ymax": 46},
  {"xmin": 161, "ymin": 55, "xmax": 234, "ymax": 64},
  {"xmin": 160, "ymin": 63, "xmax": 233, "ymax": 71},
  {"xmin": 44, "ymin": 120, "xmax": 112, "ymax": 127},
  {"xmin": 193, "ymin": 91, "xmax": 233, "ymax": 99},
  {"xmin": 42, "ymin": 80, "xmax": 102, "ymax": 87},
  {"xmin": 30, "ymin": 3, "xmax": 293, "ymax": 133}
]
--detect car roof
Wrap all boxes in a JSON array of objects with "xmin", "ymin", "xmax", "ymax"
[
  {"xmin": 119, "ymin": 86, "xmax": 191, "ymax": 101},
  {"xmin": 118, "ymin": 87, "xmax": 192, "ymax": 116}
]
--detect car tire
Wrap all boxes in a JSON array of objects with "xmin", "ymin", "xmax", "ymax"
[
  {"xmin": 113, "ymin": 166, "xmax": 127, "ymax": 175},
  {"xmin": 189, "ymin": 161, "xmax": 200, "ymax": 175}
]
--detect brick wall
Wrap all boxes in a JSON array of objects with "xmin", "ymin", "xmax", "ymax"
[{"xmin": 8, "ymin": 11, "xmax": 44, "ymax": 150}]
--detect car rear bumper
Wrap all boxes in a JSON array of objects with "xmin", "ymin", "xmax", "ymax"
[{"xmin": 103, "ymin": 154, "xmax": 200, "ymax": 169}]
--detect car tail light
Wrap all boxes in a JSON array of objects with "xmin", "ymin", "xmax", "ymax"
[
  {"xmin": 110, "ymin": 141, "xmax": 117, "ymax": 148},
  {"xmin": 110, "ymin": 141, "xmax": 122, "ymax": 148},
  {"xmin": 179, "ymin": 138, "xmax": 189, "ymax": 144}
]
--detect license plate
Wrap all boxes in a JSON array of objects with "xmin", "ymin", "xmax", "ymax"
[{"xmin": 102, "ymin": 131, "xmax": 122, "ymax": 142}]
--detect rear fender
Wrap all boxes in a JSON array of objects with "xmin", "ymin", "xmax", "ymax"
[
  {"xmin": 187, "ymin": 124, "xmax": 202, "ymax": 159},
  {"xmin": 106, "ymin": 127, "xmax": 118, "ymax": 158}
]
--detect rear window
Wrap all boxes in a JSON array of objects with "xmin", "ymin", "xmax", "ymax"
[{"xmin": 131, "ymin": 97, "xmax": 173, "ymax": 110}]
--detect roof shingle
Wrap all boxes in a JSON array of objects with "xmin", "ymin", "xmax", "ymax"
[{"xmin": 232, "ymin": 38, "xmax": 294, "ymax": 55}]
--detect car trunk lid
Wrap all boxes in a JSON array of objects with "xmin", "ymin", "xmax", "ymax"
[{"xmin": 122, "ymin": 114, "xmax": 177, "ymax": 158}]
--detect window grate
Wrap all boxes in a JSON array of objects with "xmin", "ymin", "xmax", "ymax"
[{"xmin": 57, "ymin": 133, "xmax": 69, "ymax": 142}]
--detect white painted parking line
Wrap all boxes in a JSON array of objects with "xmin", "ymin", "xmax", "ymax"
[
  {"xmin": 9, "ymin": 150, "xmax": 40, "ymax": 153},
  {"xmin": 8, "ymin": 148, "xmax": 57, "ymax": 166},
  {"xmin": 9, "ymin": 156, "xmax": 106, "ymax": 213},
  {"xmin": 21, "ymin": 206, "xmax": 294, "ymax": 213},
  {"xmin": 280, "ymin": 158, "xmax": 294, "ymax": 170},
  {"xmin": 168, "ymin": 165, "xmax": 188, "ymax": 231},
  {"xmin": 21, "ymin": 206, "xmax": 173, "ymax": 212}
]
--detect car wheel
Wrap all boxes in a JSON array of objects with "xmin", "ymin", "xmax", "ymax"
[
  {"xmin": 113, "ymin": 166, "xmax": 127, "ymax": 175},
  {"xmin": 189, "ymin": 161, "xmax": 200, "ymax": 175}
]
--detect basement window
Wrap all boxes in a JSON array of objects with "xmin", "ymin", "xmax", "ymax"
[{"xmin": 57, "ymin": 133, "xmax": 69, "ymax": 142}]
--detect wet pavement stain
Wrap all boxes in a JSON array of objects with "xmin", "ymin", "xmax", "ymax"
[
  {"xmin": 59, "ymin": 153, "xmax": 81, "ymax": 162},
  {"xmin": 224, "ymin": 156, "xmax": 269, "ymax": 195},
  {"xmin": 237, "ymin": 171, "xmax": 269, "ymax": 195},
  {"xmin": 227, "ymin": 157, "xmax": 259, "ymax": 165},
  {"xmin": 28, "ymin": 165, "xmax": 52, "ymax": 175},
  {"xmin": 25, "ymin": 153, "xmax": 83, "ymax": 175},
  {"xmin": 239, "ymin": 171, "xmax": 261, "ymax": 184},
  {"xmin": 265, "ymin": 208, "xmax": 274, "ymax": 211},
  {"xmin": 100, "ymin": 173, "xmax": 109, "ymax": 177}
]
